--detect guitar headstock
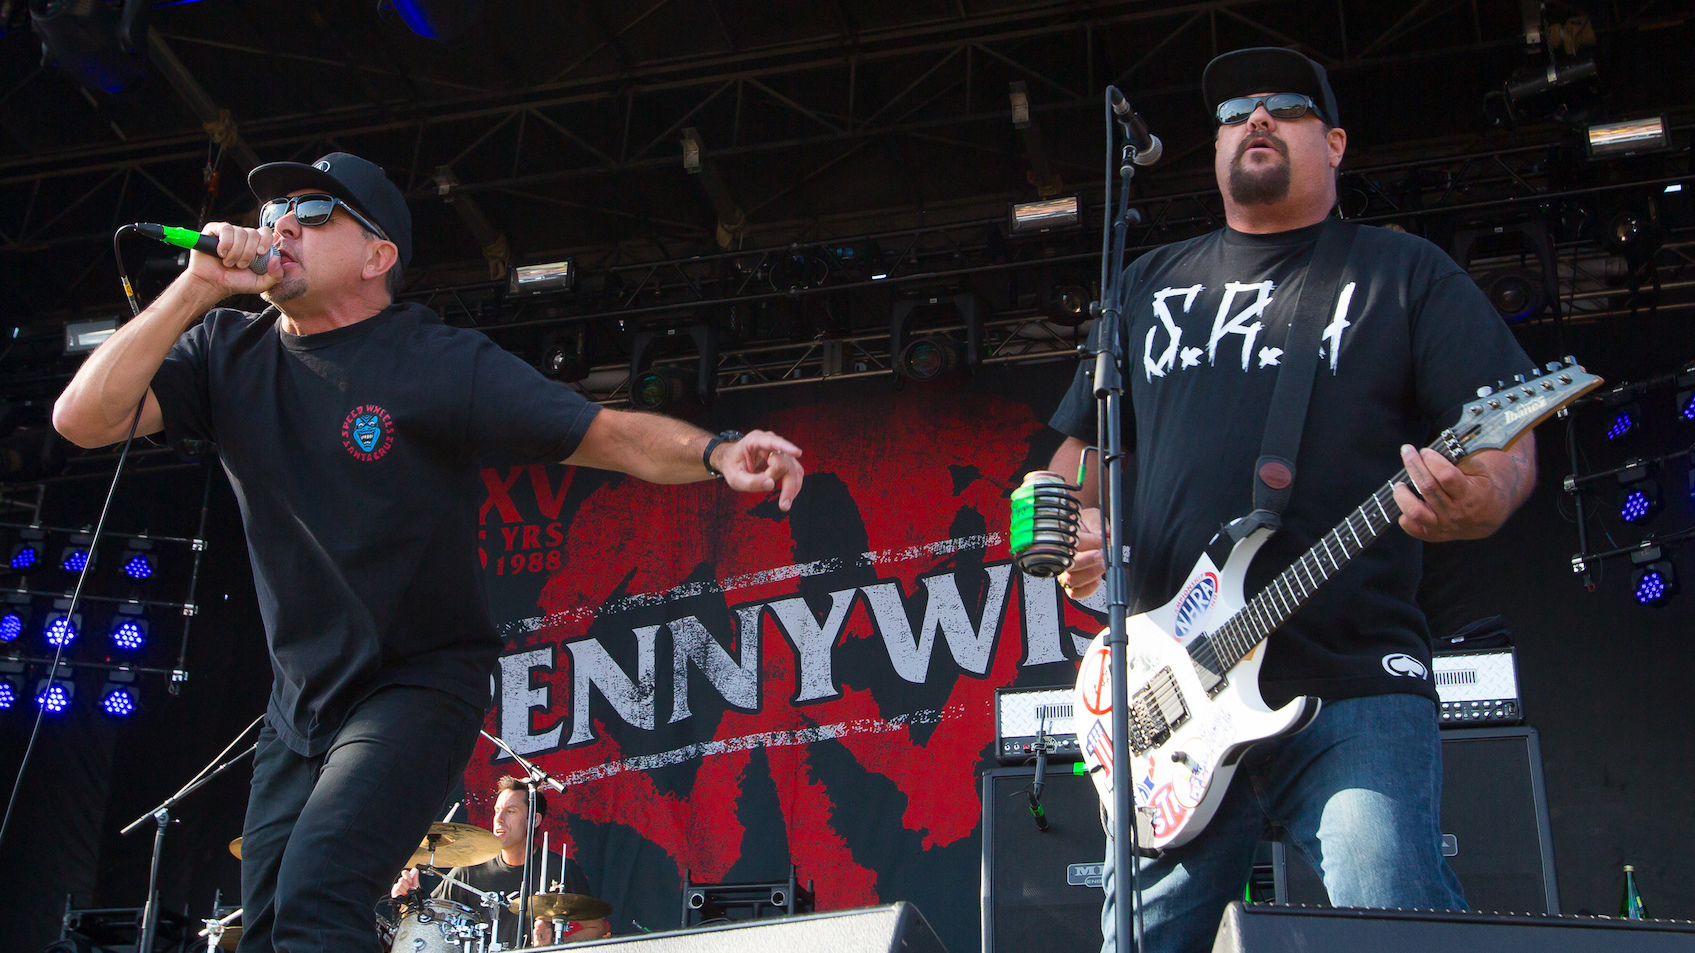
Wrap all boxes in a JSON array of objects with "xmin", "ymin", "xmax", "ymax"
[{"xmin": 1449, "ymin": 359, "xmax": 1603, "ymax": 458}]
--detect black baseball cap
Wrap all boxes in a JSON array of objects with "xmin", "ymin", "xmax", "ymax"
[
  {"xmin": 248, "ymin": 152, "xmax": 413, "ymax": 268},
  {"xmin": 1202, "ymin": 47, "xmax": 1338, "ymax": 127}
]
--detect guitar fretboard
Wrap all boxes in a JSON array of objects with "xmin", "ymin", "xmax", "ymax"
[{"xmin": 1187, "ymin": 464, "xmax": 1424, "ymax": 682}]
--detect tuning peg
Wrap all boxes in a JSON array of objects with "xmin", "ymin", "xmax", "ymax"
[
  {"xmin": 1512, "ymin": 374, "xmax": 1526, "ymax": 384},
  {"xmin": 1545, "ymin": 361, "xmax": 1562, "ymax": 372},
  {"xmin": 1563, "ymin": 354, "xmax": 1577, "ymax": 366},
  {"xmin": 1476, "ymin": 385, "xmax": 1494, "ymax": 398}
]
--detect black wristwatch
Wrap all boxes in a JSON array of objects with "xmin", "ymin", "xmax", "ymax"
[{"xmin": 702, "ymin": 430, "xmax": 743, "ymax": 478}]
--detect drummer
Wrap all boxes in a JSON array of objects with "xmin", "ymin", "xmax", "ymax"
[{"xmin": 394, "ymin": 777, "xmax": 611, "ymax": 946}]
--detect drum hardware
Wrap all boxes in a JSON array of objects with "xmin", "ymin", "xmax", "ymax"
[
  {"xmin": 196, "ymin": 908, "xmax": 242, "ymax": 953},
  {"xmin": 121, "ymin": 716, "xmax": 262, "ymax": 953},
  {"xmin": 407, "ymin": 822, "xmax": 505, "ymax": 869},
  {"xmin": 380, "ymin": 895, "xmax": 490, "ymax": 953},
  {"xmin": 479, "ymin": 729, "xmax": 570, "ymax": 948}
]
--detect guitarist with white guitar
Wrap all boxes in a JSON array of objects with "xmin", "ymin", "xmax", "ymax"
[{"xmin": 1044, "ymin": 48, "xmax": 1551, "ymax": 953}]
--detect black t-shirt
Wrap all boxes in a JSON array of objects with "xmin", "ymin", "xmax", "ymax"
[
  {"xmin": 1050, "ymin": 221, "xmax": 1533, "ymax": 707},
  {"xmin": 150, "ymin": 302, "xmax": 601, "ymax": 755},
  {"xmin": 431, "ymin": 852, "xmax": 594, "ymax": 941}
]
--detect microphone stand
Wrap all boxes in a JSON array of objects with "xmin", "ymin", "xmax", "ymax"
[
  {"xmin": 480, "ymin": 729, "xmax": 566, "ymax": 950},
  {"xmin": 122, "ymin": 716, "xmax": 262, "ymax": 953},
  {"xmin": 1092, "ymin": 88, "xmax": 1149, "ymax": 953}
]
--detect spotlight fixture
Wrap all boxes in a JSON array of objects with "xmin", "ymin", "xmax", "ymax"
[
  {"xmin": 391, "ymin": 0, "xmax": 483, "ymax": 42},
  {"xmin": 108, "ymin": 604, "xmax": 147, "ymax": 652},
  {"xmin": 890, "ymin": 294, "xmax": 983, "ymax": 387},
  {"xmin": 629, "ymin": 365, "xmax": 690, "ymax": 411},
  {"xmin": 64, "ymin": 316, "xmax": 119, "ymax": 355},
  {"xmin": 121, "ymin": 536, "xmax": 154, "ymax": 582},
  {"xmin": 1601, "ymin": 389, "xmax": 1640, "ymax": 442},
  {"xmin": 1629, "ymin": 545, "xmax": 1678, "ymax": 606},
  {"xmin": 1481, "ymin": 272, "xmax": 1545, "ymax": 323},
  {"xmin": 897, "ymin": 335, "xmax": 965, "ymax": 383},
  {"xmin": 1452, "ymin": 222, "xmax": 1557, "ymax": 324},
  {"xmin": 1675, "ymin": 365, "xmax": 1695, "ymax": 423},
  {"xmin": 1616, "ymin": 477, "xmax": 1661, "ymax": 525},
  {"xmin": 629, "ymin": 324, "xmax": 717, "ymax": 411},
  {"xmin": 509, "ymin": 260, "xmax": 575, "ymax": 294},
  {"xmin": 1009, "ymin": 196, "xmax": 1080, "ymax": 235},
  {"xmin": 1585, "ymin": 116, "xmax": 1670, "ymax": 160},
  {"xmin": 34, "ymin": 674, "xmax": 74, "ymax": 715},
  {"xmin": 44, "ymin": 614, "xmax": 79, "ymax": 649},
  {"xmin": 8, "ymin": 527, "xmax": 45, "ymax": 574},
  {"xmin": 0, "ymin": 662, "xmax": 24, "ymax": 711},
  {"xmin": 1037, "ymin": 271, "xmax": 1095, "ymax": 328},
  {"xmin": 0, "ymin": 594, "xmax": 30, "ymax": 643},
  {"xmin": 539, "ymin": 330, "xmax": 589, "ymax": 384},
  {"xmin": 99, "ymin": 670, "xmax": 138, "ymax": 719},
  {"xmin": 44, "ymin": 600, "xmax": 81, "ymax": 649},
  {"xmin": 61, "ymin": 532, "xmax": 93, "ymax": 575},
  {"xmin": 28, "ymin": 0, "xmax": 149, "ymax": 94}
]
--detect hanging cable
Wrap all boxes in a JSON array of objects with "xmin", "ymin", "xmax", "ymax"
[{"xmin": 0, "ymin": 226, "xmax": 158, "ymax": 854}]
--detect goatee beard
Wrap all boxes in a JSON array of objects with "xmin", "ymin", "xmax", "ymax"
[
  {"xmin": 1228, "ymin": 158, "xmax": 1291, "ymax": 206},
  {"xmin": 263, "ymin": 275, "xmax": 307, "ymax": 303}
]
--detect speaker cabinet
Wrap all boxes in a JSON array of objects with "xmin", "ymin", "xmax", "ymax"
[
  {"xmin": 533, "ymin": 903, "xmax": 947, "ymax": 953},
  {"xmin": 1278, "ymin": 726, "xmax": 1560, "ymax": 914},
  {"xmin": 980, "ymin": 766, "xmax": 1109, "ymax": 953},
  {"xmin": 1213, "ymin": 903, "xmax": 1694, "ymax": 953}
]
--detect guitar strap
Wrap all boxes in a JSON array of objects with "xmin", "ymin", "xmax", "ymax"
[{"xmin": 1235, "ymin": 217, "xmax": 1359, "ymax": 540}]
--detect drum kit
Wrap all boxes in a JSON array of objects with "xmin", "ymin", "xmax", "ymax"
[{"xmin": 203, "ymin": 822, "xmax": 612, "ymax": 953}]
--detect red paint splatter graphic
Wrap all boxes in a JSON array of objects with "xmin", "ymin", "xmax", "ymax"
[{"xmin": 465, "ymin": 382, "xmax": 1090, "ymax": 925}]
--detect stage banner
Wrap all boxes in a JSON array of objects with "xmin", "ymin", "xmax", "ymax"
[{"xmin": 465, "ymin": 363, "xmax": 1104, "ymax": 953}]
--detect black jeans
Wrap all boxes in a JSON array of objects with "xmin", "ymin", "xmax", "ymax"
[{"xmin": 238, "ymin": 685, "xmax": 484, "ymax": 953}]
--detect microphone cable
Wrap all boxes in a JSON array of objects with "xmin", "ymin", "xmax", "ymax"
[{"xmin": 0, "ymin": 226, "xmax": 160, "ymax": 855}]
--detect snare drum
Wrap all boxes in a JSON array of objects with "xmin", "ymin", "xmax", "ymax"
[{"xmin": 382, "ymin": 898, "xmax": 487, "ymax": 953}]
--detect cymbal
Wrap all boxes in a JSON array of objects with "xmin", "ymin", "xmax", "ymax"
[
  {"xmin": 510, "ymin": 893, "xmax": 612, "ymax": 921},
  {"xmin": 229, "ymin": 837, "xmax": 242, "ymax": 860},
  {"xmin": 405, "ymin": 822, "xmax": 503, "ymax": 869}
]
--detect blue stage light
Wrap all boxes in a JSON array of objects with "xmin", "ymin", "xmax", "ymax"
[
  {"xmin": 1620, "ymin": 487, "xmax": 1656, "ymax": 523},
  {"xmin": 100, "ymin": 685, "xmax": 137, "ymax": 718},
  {"xmin": 61, "ymin": 548, "xmax": 89, "ymax": 574},
  {"xmin": 1635, "ymin": 568, "xmax": 1669, "ymax": 603},
  {"xmin": 1629, "ymin": 546, "xmax": 1678, "ymax": 607},
  {"xmin": 122, "ymin": 552, "xmax": 154, "ymax": 581},
  {"xmin": 110, "ymin": 618, "xmax": 146, "ymax": 652},
  {"xmin": 36, "ymin": 681, "xmax": 73, "ymax": 715},
  {"xmin": 1615, "ymin": 466, "xmax": 1662, "ymax": 526},
  {"xmin": 44, "ymin": 615, "xmax": 79, "ymax": 648},
  {"xmin": 0, "ymin": 681, "xmax": 14, "ymax": 709},
  {"xmin": 1680, "ymin": 389, "xmax": 1695, "ymax": 423},
  {"xmin": 1606, "ymin": 408, "xmax": 1635, "ymax": 440},
  {"xmin": 0, "ymin": 612, "xmax": 22, "ymax": 642},
  {"xmin": 9, "ymin": 545, "xmax": 39, "ymax": 572}
]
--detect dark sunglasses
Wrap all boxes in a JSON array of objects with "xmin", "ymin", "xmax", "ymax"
[
  {"xmin": 260, "ymin": 193, "xmax": 388, "ymax": 240},
  {"xmin": 1215, "ymin": 92, "xmax": 1326, "ymax": 126}
]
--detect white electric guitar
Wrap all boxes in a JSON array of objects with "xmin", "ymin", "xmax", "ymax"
[{"xmin": 1073, "ymin": 360, "xmax": 1601, "ymax": 852}]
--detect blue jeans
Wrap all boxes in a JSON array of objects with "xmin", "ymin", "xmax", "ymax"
[{"xmin": 1099, "ymin": 693, "xmax": 1465, "ymax": 953}]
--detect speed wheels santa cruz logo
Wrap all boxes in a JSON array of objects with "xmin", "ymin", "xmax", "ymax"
[{"xmin": 342, "ymin": 405, "xmax": 394, "ymax": 461}]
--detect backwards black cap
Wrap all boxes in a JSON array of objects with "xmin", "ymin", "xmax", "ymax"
[
  {"xmin": 248, "ymin": 153, "xmax": 413, "ymax": 269},
  {"xmin": 1202, "ymin": 47, "xmax": 1338, "ymax": 127}
]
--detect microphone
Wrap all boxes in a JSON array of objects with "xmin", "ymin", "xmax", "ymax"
[
  {"xmin": 1106, "ymin": 87, "xmax": 1163, "ymax": 166},
  {"xmin": 131, "ymin": 223, "xmax": 277, "ymax": 275},
  {"xmin": 1011, "ymin": 470, "xmax": 1082, "ymax": 578}
]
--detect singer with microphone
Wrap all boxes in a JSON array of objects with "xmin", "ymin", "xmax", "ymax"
[
  {"xmin": 52, "ymin": 151, "xmax": 806, "ymax": 953},
  {"xmin": 1040, "ymin": 49, "xmax": 1537, "ymax": 953}
]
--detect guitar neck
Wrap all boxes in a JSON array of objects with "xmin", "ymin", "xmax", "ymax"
[{"xmin": 1195, "ymin": 441, "xmax": 1452, "ymax": 676}]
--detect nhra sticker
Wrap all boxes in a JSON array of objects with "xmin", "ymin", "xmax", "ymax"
[
  {"xmin": 1173, "ymin": 571, "xmax": 1219, "ymax": 640},
  {"xmin": 342, "ymin": 405, "xmax": 394, "ymax": 462}
]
